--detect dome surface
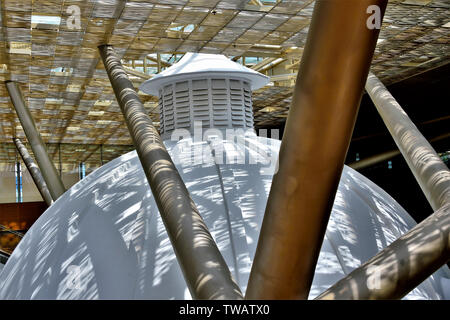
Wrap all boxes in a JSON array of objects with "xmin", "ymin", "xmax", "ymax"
[{"xmin": 0, "ymin": 135, "xmax": 448, "ymax": 299}]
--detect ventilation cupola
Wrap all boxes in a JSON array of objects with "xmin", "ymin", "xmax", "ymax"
[{"xmin": 140, "ymin": 53, "xmax": 269, "ymax": 139}]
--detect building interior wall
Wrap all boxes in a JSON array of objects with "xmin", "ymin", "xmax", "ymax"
[{"xmin": 0, "ymin": 165, "xmax": 81, "ymax": 204}]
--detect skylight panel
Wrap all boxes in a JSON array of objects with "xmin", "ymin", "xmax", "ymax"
[{"xmin": 31, "ymin": 15, "xmax": 61, "ymax": 25}]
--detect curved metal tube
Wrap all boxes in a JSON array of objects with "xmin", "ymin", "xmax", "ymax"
[
  {"xmin": 98, "ymin": 45, "xmax": 243, "ymax": 300},
  {"xmin": 13, "ymin": 138, "xmax": 53, "ymax": 206},
  {"xmin": 349, "ymin": 133, "xmax": 450, "ymax": 170},
  {"xmin": 316, "ymin": 203, "xmax": 450, "ymax": 300},
  {"xmin": 246, "ymin": 0, "xmax": 388, "ymax": 299},
  {"xmin": 365, "ymin": 73, "xmax": 450, "ymax": 211},
  {"xmin": 5, "ymin": 81, "xmax": 66, "ymax": 201}
]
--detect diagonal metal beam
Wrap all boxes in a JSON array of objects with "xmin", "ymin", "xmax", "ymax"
[
  {"xmin": 348, "ymin": 133, "xmax": 450, "ymax": 170},
  {"xmin": 251, "ymin": 57, "xmax": 278, "ymax": 71},
  {"xmin": 13, "ymin": 138, "xmax": 53, "ymax": 207},
  {"xmin": 5, "ymin": 81, "xmax": 66, "ymax": 201},
  {"xmin": 349, "ymin": 149, "xmax": 401, "ymax": 171},
  {"xmin": 124, "ymin": 66, "xmax": 152, "ymax": 80},
  {"xmin": 146, "ymin": 54, "xmax": 172, "ymax": 68},
  {"xmin": 98, "ymin": 44, "xmax": 243, "ymax": 300},
  {"xmin": 246, "ymin": 0, "xmax": 388, "ymax": 299},
  {"xmin": 349, "ymin": 132, "xmax": 450, "ymax": 170},
  {"xmin": 365, "ymin": 73, "xmax": 450, "ymax": 211},
  {"xmin": 316, "ymin": 203, "xmax": 450, "ymax": 300}
]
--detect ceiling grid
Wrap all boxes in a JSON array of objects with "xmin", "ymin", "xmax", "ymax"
[{"xmin": 0, "ymin": 0, "xmax": 447, "ymax": 166}]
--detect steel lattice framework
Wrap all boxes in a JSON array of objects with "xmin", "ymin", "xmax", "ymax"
[{"xmin": 0, "ymin": 0, "xmax": 448, "ymax": 169}]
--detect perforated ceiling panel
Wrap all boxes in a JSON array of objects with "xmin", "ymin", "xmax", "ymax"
[{"xmin": 0, "ymin": 0, "xmax": 447, "ymax": 166}]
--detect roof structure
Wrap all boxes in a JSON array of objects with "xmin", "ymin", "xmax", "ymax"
[
  {"xmin": 140, "ymin": 52, "xmax": 269, "ymax": 95},
  {"xmin": 0, "ymin": 0, "xmax": 448, "ymax": 168}
]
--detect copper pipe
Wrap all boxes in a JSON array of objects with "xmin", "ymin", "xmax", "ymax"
[
  {"xmin": 365, "ymin": 73, "xmax": 450, "ymax": 211},
  {"xmin": 98, "ymin": 45, "xmax": 243, "ymax": 300},
  {"xmin": 349, "ymin": 133, "xmax": 450, "ymax": 170},
  {"xmin": 246, "ymin": 0, "xmax": 388, "ymax": 299},
  {"xmin": 316, "ymin": 203, "xmax": 450, "ymax": 300},
  {"xmin": 349, "ymin": 150, "xmax": 401, "ymax": 170},
  {"xmin": 6, "ymin": 81, "xmax": 66, "ymax": 201},
  {"xmin": 13, "ymin": 138, "xmax": 53, "ymax": 206}
]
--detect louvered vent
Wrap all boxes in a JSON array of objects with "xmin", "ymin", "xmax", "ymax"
[{"xmin": 158, "ymin": 78, "xmax": 254, "ymax": 138}]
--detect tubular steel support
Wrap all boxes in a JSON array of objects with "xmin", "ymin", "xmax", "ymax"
[
  {"xmin": 58, "ymin": 143, "xmax": 62, "ymax": 177},
  {"xmin": 98, "ymin": 45, "xmax": 243, "ymax": 300},
  {"xmin": 13, "ymin": 138, "xmax": 53, "ymax": 207},
  {"xmin": 366, "ymin": 73, "xmax": 450, "ymax": 211},
  {"xmin": 349, "ymin": 133, "xmax": 450, "ymax": 170},
  {"xmin": 6, "ymin": 81, "xmax": 66, "ymax": 201},
  {"xmin": 316, "ymin": 203, "xmax": 450, "ymax": 300},
  {"xmin": 246, "ymin": 0, "xmax": 388, "ymax": 299},
  {"xmin": 349, "ymin": 150, "xmax": 401, "ymax": 170}
]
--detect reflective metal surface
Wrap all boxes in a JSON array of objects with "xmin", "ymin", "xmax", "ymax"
[
  {"xmin": 365, "ymin": 73, "xmax": 450, "ymax": 211},
  {"xmin": 5, "ymin": 81, "xmax": 66, "ymax": 201},
  {"xmin": 99, "ymin": 45, "xmax": 242, "ymax": 300},
  {"xmin": 246, "ymin": 0, "xmax": 388, "ymax": 299},
  {"xmin": 13, "ymin": 138, "xmax": 53, "ymax": 207},
  {"xmin": 317, "ymin": 203, "xmax": 450, "ymax": 300}
]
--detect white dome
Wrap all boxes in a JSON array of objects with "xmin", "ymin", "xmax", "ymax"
[
  {"xmin": 0, "ymin": 135, "xmax": 448, "ymax": 299},
  {"xmin": 140, "ymin": 53, "xmax": 270, "ymax": 96}
]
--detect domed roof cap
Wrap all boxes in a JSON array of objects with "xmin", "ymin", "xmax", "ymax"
[{"xmin": 140, "ymin": 53, "xmax": 269, "ymax": 96}]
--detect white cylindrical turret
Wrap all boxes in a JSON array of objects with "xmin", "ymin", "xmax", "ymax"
[{"xmin": 140, "ymin": 53, "xmax": 269, "ymax": 139}]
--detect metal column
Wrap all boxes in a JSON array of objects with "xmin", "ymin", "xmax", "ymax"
[
  {"xmin": 349, "ymin": 150, "xmax": 401, "ymax": 170},
  {"xmin": 316, "ymin": 203, "xmax": 450, "ymax": 300},
  {"xmin": 349, "ymin": 133, "xmax": 450, "ymax": 170},
  {"xmin": 246, "ymin": 0, "xmax": 388, "ymax": 299},
  {"xmin": 366, "ymin": 73, "xmax": 450, "ymax": 211},
  {"xmin": 157, "ymin": 53, "xmax": 161, "ymax": 73},
  {"xmin": 13, "ymin": 138, "xmax": 53, "ymax": 206},
  {"xmin": 58, "ymin": 143, "xmax": 62, "ymax": 177},
  {"xmin": 6, "ymin": 81, "xmax": 66, "ymax": 201},
  {"xmin": 100, "ymin": 144, "xmax": 104, "ymax": 166},
  {"xmin": 98, "ymin": 45, "xmax": 242, "ymax": 300}
]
